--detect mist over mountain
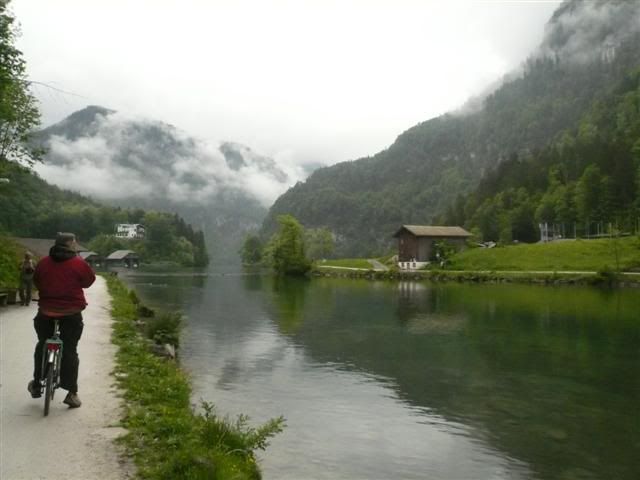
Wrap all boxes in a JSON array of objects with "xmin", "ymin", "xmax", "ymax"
[
  {"xmin": 263, "ymin": 0, "xmax": 640, "ymax": 256},
  {"xmin": 34, "ymin": 106, "xmax": 304, "ymax": 261},
  {"xmin": 540, "ymin": 0, "xmax": 640, "ymax": 63}
]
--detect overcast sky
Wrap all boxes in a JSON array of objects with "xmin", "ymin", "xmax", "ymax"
[{"xmin": 13, "ymin": 0, "xmax": 560, "ymax": 169}]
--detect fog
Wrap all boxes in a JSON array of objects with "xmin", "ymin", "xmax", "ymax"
[
  {"xmin": 35, "ymin": 111, "xmax": 303, "ymax": 207},
  {"xmin": 14, "ymin": 0, "xmax": 560, "ymax": 170}
]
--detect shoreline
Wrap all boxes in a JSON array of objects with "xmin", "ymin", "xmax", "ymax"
[
  {"xmin": 312, "ymin": 267, "xmax": 640, "ymax": 287},
  {"xmin": 104, "ymin": 274, "xmax": 283, "ymax": 479}
]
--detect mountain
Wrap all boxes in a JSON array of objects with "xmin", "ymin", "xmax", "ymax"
[
  {"xmin": 34, "ymin": 106, "xmax": 296, "ymax": 262},
  {"xmin": 262, "ymin": 0, "xmax": 640, "ymax": 256}
]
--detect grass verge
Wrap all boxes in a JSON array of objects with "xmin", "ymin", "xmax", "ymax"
[
  {"xmin": 448, "ymin": 237, "xmax": 640, "ymax": 272},
  {"xmin": 0, "ymin": 235, "xmax": 23, "ymax": 288},
  {"xmin": 313, "ymin": 237, "xmax": 640, "ymax": 276},
  {"xmin": 106, "ymin": 275, "xmax": 284, "ymax": 479}
]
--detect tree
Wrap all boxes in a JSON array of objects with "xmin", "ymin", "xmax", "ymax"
[
  {"xmin": 240, "ymin": 234, "xmax": 263, "ymax": 265},
  {"xmin": 142, "ymin": 211, "xmax": 175, "ymax": 258},
  {"xmin": 510, "ymin": 203, "xmax": 537, "ymax": 242},
  {"xmin": 268, "ymin": 215, "xmax": 310, "ymax": 276},
  {"xmin": 575, "ymin": 164, "xmax": 603, "ymax": 224},
  {"xmin": 0, "ymin": 1, "xmax": 41, "ymax": 165},
  {"xmin": 304, "ymin": 227, "xmax": 334, "ymax": 260},
  {"xmin": 192, "ymin": 230, "xmax": 209, "ymax": 267},
  {"xmin": 431, "ymin": 240, "xmax": 456, "ymax": 264},
  {"xmin": 87, "ymin": 234, "xmax": 126, "ymax": 257}
]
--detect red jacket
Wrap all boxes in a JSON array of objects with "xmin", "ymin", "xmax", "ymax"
[{"xmin": 34, "ymin": 246, "xmax": 96, "ymax": 314}]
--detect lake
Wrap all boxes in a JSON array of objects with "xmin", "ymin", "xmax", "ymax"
[{"xmin": 122, "ymin": 271, "xmax": 639, "ymax": 480}]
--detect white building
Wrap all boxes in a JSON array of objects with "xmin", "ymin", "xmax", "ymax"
[{"xmin": 115, "ymin": 224, "xmax": 146, "ymax": 239}]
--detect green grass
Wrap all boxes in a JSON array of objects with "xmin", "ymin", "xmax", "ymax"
[
  {"xmin": 106, "ymin": 275, "xmax": 284, "ymax": 479},
  {"xmin": 447, "ymin": 237, "xmax": 640, "ymax": 272},
  {"xmin": 0, "ymin": 236, "xmax": 22, "ymax": 288},
  {"xmin": 316, "ymin": 258, "xmax": 373, "ymax": 269}
]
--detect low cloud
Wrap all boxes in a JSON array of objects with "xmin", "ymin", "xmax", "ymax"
[
  {"xmin": 539, "ymin": 0, "xmax": 640, "ymax": 63},
  {"xmin": 35, "ymin": 110, "xmax": 305, "ymax": 208}
]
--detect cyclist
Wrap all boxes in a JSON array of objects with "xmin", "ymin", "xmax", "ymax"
[{"xmin": 27, "ymin": 233, "xmax": 95, "ymax": 408}]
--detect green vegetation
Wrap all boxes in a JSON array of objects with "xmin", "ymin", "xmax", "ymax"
[
  {"xmin": 445, "ymin": 66, "xmax": 640, "ymax": 243},
  {"xmin": 145, "ymin": 311, "xmax": 182, "ymax": 347},
  {"xmin": 447, "ymin": 237, "xmax": 640, "ymax": 272},
  {"xmin": 0, "ymin": 0, "xmax": 41, "ymax": 165},
  {"xmin": 242, "ymin": 222, "xmax": 335, "ymax": 269},
  {"xmin": 239, "ymin": 234, "xmax": 263, "ymax": 265},
  {"xmin": 304, "ymin": 227, "xmax": 335, "ymax": 260},
  {"xmin": 88, "ymin": 212, "xmax": 209, "ymax": 267},
  {"xmin": 106, "ymin": 275, "xmax": 284, "ymax": 479},
  {"xmin": 264, "ymin": 215, "xmax": 311, "ymax": 276},
  {"xmin": 0, "ymin": 235, "xmax": 21, "ymax": 287},
  {"xmin": 0, "ymin": 160, "xmax": 209, "ymax": 267},
  {"xmin": 312, "ymin": 236, "xmax": 640, "ymax": 285}
]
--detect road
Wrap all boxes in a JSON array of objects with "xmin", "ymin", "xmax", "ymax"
[{"xmin": 0, "ymin": 276, "xmax": 133, "ymax": 480}]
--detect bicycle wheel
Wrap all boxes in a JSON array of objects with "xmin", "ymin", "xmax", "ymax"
[{"xmin": 44, "ymin": 362, "xmax": 54, "ymax": 416}]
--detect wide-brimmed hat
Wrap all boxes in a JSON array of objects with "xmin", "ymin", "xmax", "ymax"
[{"xmin": 55, "ymin": 232, "xmax": 79, "ymax": 251}]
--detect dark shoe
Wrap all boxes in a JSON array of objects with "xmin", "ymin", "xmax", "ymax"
[
  {"xmin": 63, "ymin": 392, "xmax": 82, "ymax": 408},
  {"xmin": 28, "ymin": 380, "xmax": 42, "ymax": 398}
]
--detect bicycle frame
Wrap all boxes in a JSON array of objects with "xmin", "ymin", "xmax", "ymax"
[{"xmin": 41, "ymin": 319, "xmax": 63, "ymax": 416}]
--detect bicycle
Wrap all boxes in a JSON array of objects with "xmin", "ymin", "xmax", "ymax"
[{"xmin": 40, "ymin": 318, "xmax": 63, "ymax": 416}]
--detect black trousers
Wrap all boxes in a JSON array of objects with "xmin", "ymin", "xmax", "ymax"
[
  {"xmin": 33, "ymin": 312, "xmax": 84, "ymax": 393},
  {"xmin": 19, "ymin": 278, "xmax": 33, "ymax": 305}
]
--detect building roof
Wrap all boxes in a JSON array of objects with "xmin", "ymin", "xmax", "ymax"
[
  {"xmin": 11, "ymin": 237, "xmax": 88, "ymax": 258},
  {"xmin": 106, "ymin": 250, "xmax": 139, "ymax": 260},
  {"xmin": 393, "ymin": 225, "xmax": 472, "ymax": 238},
  {"xmin": 79, "ymin": 251, "xmax": 100, "ymax": 259}
]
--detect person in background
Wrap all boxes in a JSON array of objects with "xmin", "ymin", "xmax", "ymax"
[
  {"xmin": 18, "ymin": 251, "xmax": 35, "ymax": 306},
  {"xmin": 27, "ymin": 233, "xmax": 95, "ymax": 408}
]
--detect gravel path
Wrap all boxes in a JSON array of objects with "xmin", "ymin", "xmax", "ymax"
[
  {"xmin": 0, "ymin": 276, "xmax": 133, "ymax": 480},
  {"xmin": 367, "ymin": 259, "xmax": 389, "ymax": 271}
]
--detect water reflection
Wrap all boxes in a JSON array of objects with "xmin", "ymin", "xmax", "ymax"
[{"xmin": 123, "ymin": 272, "xmax": 640, "ymax": 480}]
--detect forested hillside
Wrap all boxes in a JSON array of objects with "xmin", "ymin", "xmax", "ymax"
[
  {"xmin": 443, "ymin": 65, "xmax": 640, "ymax": 242},
  {"xmin": 263, "ymin": 0, "xmax": 640, "ymax": 256},
  {"xmin": 0, "ymin": 159, "xmax": 209, "ymax": 266}
]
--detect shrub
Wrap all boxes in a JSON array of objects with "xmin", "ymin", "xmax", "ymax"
[
  {"xmin": 145, "ymin": 311, "xmax": 182, "ymax": 346},
  {"xmin": 591, "ymin": 265, "xmax": 619, "ymax": 286}
]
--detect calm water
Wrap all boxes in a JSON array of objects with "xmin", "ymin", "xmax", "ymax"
[{"xmin": 123, "ymin": 271, "xmax": 640, "ymax": 480}]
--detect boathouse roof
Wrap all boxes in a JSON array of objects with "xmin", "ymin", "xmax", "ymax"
[{"xmin": 393, "ymin": 225, "xmax": 472, "ymax": 238}]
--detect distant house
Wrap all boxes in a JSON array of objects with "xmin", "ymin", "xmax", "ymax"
[
  {"xmin": 106, "ymin": 250, "xmax": 140, "ymax": 268},
  {"xmin": 79, "ymin": 251, "xmax": 103, "ymax": 267},
  {"xmin": 393, "ymin": 225, "xmax": 472, "ymax": 270},
  {"xmin": 115, "ymin": 224, "xmax": 145, "ymax": 239}
]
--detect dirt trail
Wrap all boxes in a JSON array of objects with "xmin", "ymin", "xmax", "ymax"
[{"xmin": 0, "ymin": 276, "xmax": 133, "ymax": 480}]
